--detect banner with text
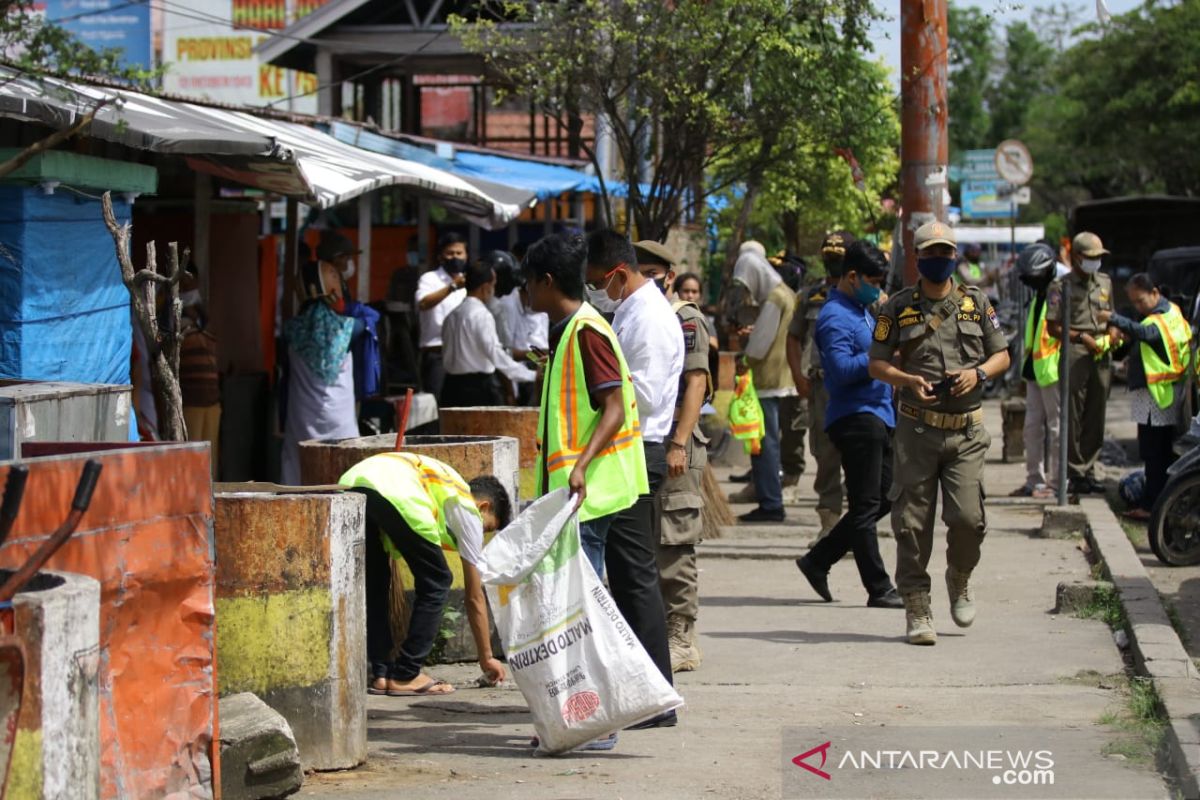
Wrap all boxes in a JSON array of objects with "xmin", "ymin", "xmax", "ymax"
[{"xmin": 162, "ymin": 0, "xmax": 327, "ymax": 112}]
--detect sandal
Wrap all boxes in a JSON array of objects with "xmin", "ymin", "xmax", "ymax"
[{"xmin": 1009, "ymin": 485, "xmax": 1035, "ymax": 497}]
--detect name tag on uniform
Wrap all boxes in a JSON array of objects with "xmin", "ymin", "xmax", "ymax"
[
  {"xmin": 899, "ymin": 307, "xmax": 924, "ymax": 328},
  {"xmin": 956, "ymin": 312, "xmax": 982, "ymax": 322}
]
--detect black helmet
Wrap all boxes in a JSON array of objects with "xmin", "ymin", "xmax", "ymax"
[
  {"xmin": 482, "ymin": 250, "xmax": 522, "ymax": 296},
  {"xmin": 1016, "ymin": 243, "xmax": 1057, "ymax": 288}
]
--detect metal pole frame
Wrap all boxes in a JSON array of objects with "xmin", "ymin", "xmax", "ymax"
[{"xmin": 1058, "ymin": 278, "xmax": 1071, "ymax": 505}]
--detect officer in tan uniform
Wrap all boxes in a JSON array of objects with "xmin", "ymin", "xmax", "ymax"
[
  {"xmin": 868, "ymin": 221, "xmax": 1011, "ymax": 646},
  {"xmin": 787, "ymin": 232, "xmax": 853, "ymax": 538},
  {"xmin": 636, "ymin": 240, "xmax": 710, "ymax": 672},
  {"xmin": 1045, "ymin": 232, "xmax": 1114, "ymax": 495}
]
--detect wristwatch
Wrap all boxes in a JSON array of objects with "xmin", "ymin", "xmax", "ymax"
[{"xmin": 975, "ymin": 366, "xmax": 987, "ymax": 384}]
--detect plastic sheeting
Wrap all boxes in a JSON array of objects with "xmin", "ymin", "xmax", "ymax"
[{"xmin": 0, "ymin": 187, "xmax": 132, "ymax": 385}]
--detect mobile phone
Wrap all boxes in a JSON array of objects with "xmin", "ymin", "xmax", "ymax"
[{"xmin": 930, "ymin": 376, "xmax": 955, "ymax": 396}]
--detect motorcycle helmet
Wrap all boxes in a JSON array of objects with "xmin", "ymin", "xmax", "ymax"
[
  {"xmin": 1015, "ymin": 243, "xmax": 1057, "ymax": 290},
  {"xmin": 482, "ymin": 250, "xmax": 522, "ymax": 297},
  {"xmin": 1119, "ymin": 469, "xmax": 1146, "ymax": 509}
]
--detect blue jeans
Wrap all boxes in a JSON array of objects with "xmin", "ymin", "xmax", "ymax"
[
  {"xmin": 751, "ymin": 396, "xmax": 783, "ymax": 511},
  {"xmin": 580, "ymin": 514, "xmax": 614, "ymax": 578}
]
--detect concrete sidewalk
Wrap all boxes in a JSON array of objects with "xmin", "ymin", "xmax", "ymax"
[{"xmin": 299, "ymin": 401, "xmax": 1170, "ymax": 799}]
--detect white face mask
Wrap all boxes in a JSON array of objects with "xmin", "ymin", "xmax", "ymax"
[
  {"xmin": 585, "ymin": 274, "xmax": 622, "ymax": 314},
  {"xmin": 341, "ymin": 259, "xmax": 356, "ymax": 279},
  {"xmin": 1080, "ymin": 258, "xmax": 1102, "ymax": 274}
]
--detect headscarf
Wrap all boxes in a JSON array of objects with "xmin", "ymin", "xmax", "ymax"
[
  {"xmin": 284, "ymin": 301, "xmax": 354, "ymax": 386},
  {"xmin": 732, "ymin": 240, "xmax": 782, "ymax": 304}
]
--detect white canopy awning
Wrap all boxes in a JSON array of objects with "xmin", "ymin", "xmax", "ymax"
[{"xmin": 0, "ymin": 68, "xmax": 520, "ymax": 227}]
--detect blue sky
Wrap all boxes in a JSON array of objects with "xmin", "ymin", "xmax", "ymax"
[{"xmin": 869, "ymin": 0, "xmax": 1146, "ymax": 81}]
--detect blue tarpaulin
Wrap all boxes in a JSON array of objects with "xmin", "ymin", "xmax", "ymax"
[
  {"xmin": 0, "ymin": 187, "xmax": 132, "ymax": 385},
  {"xmin": 453, "ymin": 151, "xmax": 588, "ymax": 200},
  {"xmin": 326, "ymin": 122, "xmax": 590, "ymax": 202}
]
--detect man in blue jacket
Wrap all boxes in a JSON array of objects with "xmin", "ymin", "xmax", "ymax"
[{"xmin": 796, "ymin": 241, "xmax": 903, "ymax": 608}]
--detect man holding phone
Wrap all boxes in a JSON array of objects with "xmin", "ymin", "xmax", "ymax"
[{"xmin": 868, "ymin": 221, "xmax": 1011, "ymax": 646}]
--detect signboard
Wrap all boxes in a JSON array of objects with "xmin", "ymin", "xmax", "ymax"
[
  {"xmin": 995, "ymin": 139, "xmax": 1034, "ymax": 185},
  {"xmin": 163, "ymin": 0, "xmax": 327, "ymax": 113},
  {"xmin": 962, "ymin": 149, "xmax": 999, "ymax": 181},
  {"xmin": 961, "ymin": 180, "xmax": 1018, "ymax": 220},
  {"xmin": 40, "ymin": 0, "xmax": 151, "ymax": 69}
]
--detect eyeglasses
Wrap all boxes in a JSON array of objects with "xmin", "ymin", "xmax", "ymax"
[{"xmin": 586, "ymin": 263, "xmax": 625, "ymax": 291}]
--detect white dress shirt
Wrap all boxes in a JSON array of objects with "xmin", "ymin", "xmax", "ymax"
[
  {"xmin": 612, "ymin": 281, "xmax": 684, "ymax": 443},
  {"xmin": 416, "ymin": 267, "xmax": 466, "ymax": 349},
  {"xmin": 499, "ymin": 290, "xmax": 550, "ymax": 352},
  {"xmin": 442, "ymin": 296, "xmax": 537, "ymax": 383}
]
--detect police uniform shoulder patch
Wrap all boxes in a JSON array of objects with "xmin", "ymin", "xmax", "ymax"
[
  {"xmin": 681, "ymin": 320, "xmax": 698, "ymax": 351},
  {"xmin": 874, "ymin": 315, "xmax": 892, "ymax": 342},
  {"xmin": 987, "ymin": 305, "xmax": 1001, "ymax": 330}
]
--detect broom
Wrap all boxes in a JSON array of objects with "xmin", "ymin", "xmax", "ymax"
[{"xmin": 701, "ymin": 463, "xmax": 733, "ymax": 539}]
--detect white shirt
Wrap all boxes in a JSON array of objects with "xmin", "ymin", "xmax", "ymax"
[
  {"xmin": 499, "ymin": 290, "xmax": 549, "ymax": 352},
  {"xmin": 612, "ymin": 282, "xmax": 684, "ymax": 442},
  {"xmin": 442, "ymin": 296, "xmax": 537, "ymax": 382},
  {"xmin": 445, "ymin": 498, "xmax": 483, "ymax": 567},
  {"xmin": 416, "ymin": 267, "xmax": 466, "ymax": 349}
]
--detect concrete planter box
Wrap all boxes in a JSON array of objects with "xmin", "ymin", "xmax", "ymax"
[
  {"xmin": 0, "ymin": 381, "xmax": 131, "ymax": 460},
  {"xmin": 297, "ymin": 434, "xmax": 519, "ymax": 663},
  {"xmin": 0, "ymin": 569, "xmax": 101, "ymax": 800},
  {"xmin": 213, "ymin": 489, "xmax": 366, "ymax": 771},
  {"xmin": 439, "ymin": 407, "xmax": 539, "ymax": 500},
  {"xmin": 0, "ymin": 443, "xmax": 217, "ymax": 799}
]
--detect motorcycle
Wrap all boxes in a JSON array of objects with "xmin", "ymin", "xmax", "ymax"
[{"xmin": 1149, "ymin": 414, "xmax": 1200, "ymax": 566}]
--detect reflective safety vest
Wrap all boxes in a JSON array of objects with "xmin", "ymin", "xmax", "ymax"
[
  {"xmin": 1024, "ymin": 297, "xmax": 1061, "ymax": 387},
  {"xmin": 537, "ymin": 303, "xmax": 647, "ymax": 523},
  {"xmin": 729, "ymin": 370, "xmax": 765, "ymax": 455},
  {"xmin": 339, "ymin": 452, "xmax": 479, "ymax": 556},
  {"xmin": 1142, "ymin": 302, "xmax": 1193, "ymax": 409}
]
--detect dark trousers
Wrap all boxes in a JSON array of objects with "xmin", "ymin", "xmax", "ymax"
[
  {"xmin": 580, "ymin": 441, "xmax": 673, "ymax": 684},
  {"xmin": 807, "ymin": 413, "xmax": 895, "ymax": 598},
  {"xmin": 421, "ymin": 348, "xmax": 445, "ymax": 398},
  {"xmin": 440, "ymin": 372, "xmax": 502, "ymax": 407},
  {"xmin": 355, "ymin": 488, "xmax": 452, "ymax": 681},
  {"xmin": 1138, "ymin": 423, "xmax": 1177, "ymax": 511},
  {"xmin": 780, "ymin": 395, "xmax": 808, "ymax": 476}
]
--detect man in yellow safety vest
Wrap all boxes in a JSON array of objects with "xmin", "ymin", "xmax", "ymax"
[
  {"xmin": 339, "ymin": 453, "xmax": 510, "ymax": 696},
  {"xmin": 1012, "ymin": 243, "xmax": 1068, "ymax": 498}
]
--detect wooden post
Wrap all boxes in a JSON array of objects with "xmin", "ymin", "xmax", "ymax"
[
  {"xmin": 417, "ymin": 198, "xmax": 430, "ymax": 265},
  {"xmin": 357, "ymin": 193, "xmax": 372, "ymax": 301},
  {"xmin": 282, "ymin": 198, "xmax": 299, "ymax": 320},
  {"xmin": 194, "ymin": 172, "xmax": 212, "ymax": 302}
]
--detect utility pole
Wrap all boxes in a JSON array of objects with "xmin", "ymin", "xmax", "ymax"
[{"xmin": 900, "ymin": 0, "xmax": 950, "ymax": 285}]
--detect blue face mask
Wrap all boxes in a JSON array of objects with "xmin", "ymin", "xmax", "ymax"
[
  {"xmin": 853, "ymin": 278, "xmax": 881, "ymax": 306},
  {"xmin": 918, "ymin": 256, "xmax": 956, "ymax": 283}
]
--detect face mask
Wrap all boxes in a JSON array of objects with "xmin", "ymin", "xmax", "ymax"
[
  {"xmin": 179, "ymin": 289, "xmax": 201, "ymax": 308},
  {"xmin": 443, "ymin": 257, "xmax": 467, "ymax": 274},
  {"xmin": 585, "ymin": 284, "xmax": 621, "ymax": 314},
  {"xmin": 341, "ymin": 259, "xmax": 355, "ymax": 279},
  {"xmin": 918, "ymin": 256, "xmax": 956, "ymax": 283},
  {"xmin": 852, "ymin": 278, "xmax": 881, "ymax": 307},
  {"xmin": 1080, "ymin": 258, "xmax": 1102, "ymax": 274},
  {"xmin": 652, "ymin": 276, "xmax": 668, "ymax": 295}
]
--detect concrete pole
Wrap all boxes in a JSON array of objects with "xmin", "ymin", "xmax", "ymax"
[{"xmin": 900, "ymin": 0, "xmax": 950, "ymax": 285}]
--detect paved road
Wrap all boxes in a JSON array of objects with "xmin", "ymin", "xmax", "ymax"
[{"xmin": 299, "ymin": 400, "xmax": 1170, "ymax": 799}]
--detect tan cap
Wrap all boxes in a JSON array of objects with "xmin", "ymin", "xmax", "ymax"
[
  {"xmin": 634, "ymin": 240, "xmax": 677, "ymax": 268},
  {"xmin": 1072, "ymin": 231, "xmax": 1109, "ymax": 258},
  {"xmin": 913, "ymin": 220, "xmax": 956, "ymax": 251}
]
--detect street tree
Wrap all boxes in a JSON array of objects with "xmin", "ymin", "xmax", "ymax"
[
  {"xmin": 451, "ymin": 0, "xmax": 881, "ymax": 242},
  {"xmin": 947, "ymin": 2, "xmax": 996, "ymax": 157}
]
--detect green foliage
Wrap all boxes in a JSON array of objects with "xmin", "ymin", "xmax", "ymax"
[
  {"xmin": 947, "ymin": 3, "xmax": 996, "ymax": 157},
  {"xmin": 1025, "ymin": 0, "xmax": 1200, "ymax": 200},
  {"xmin": 452, "ymin": 0, "xmax": 886, "ymax": 241},
  {"xmin": 0, "ymin": 1, "xmax": 160, "ymax": 86},
  {"xmin": 987, "ymin": 22, "xmax": 1054, "ymax": 144}
]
